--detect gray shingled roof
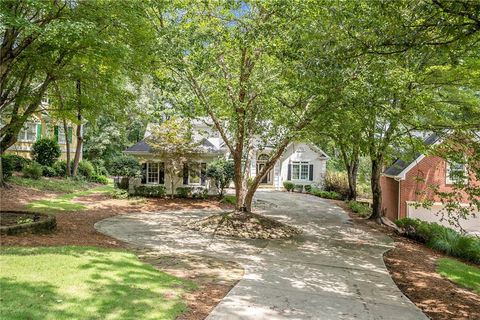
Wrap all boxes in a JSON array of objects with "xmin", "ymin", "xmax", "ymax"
[
  {"xmin": 384, "ymin": 133, "xmax": 440, "ymax": 177},
  {"xmin": 124, "ymin": 138, "xmax": 222, "ymax": 154}
]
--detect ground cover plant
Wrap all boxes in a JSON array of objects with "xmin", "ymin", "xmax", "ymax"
[
  {"xmin": 9, "ymin": 176, "xmax": 95, "ymax": 193},
  {"xmin": 436, "ymin": 257, "xmax": 480, "ymax": 294},
  {"xmin": 347, "ymin": 201, "xmax": 372, "ymax": 217},
  {"xmin": 395, "ymin": 218, "xmax": 480, "ymax": 264},
  {"xmin": 0, "ymin": 246, "xmax": 194, "ymax": 320}
]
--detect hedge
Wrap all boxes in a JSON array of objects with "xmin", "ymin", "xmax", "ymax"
[{"xmin": 133, "ymin": 185, "xmax": 166, "ymax": 198}]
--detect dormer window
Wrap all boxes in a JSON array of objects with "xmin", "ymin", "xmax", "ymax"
[{"xmin": 446, "ymin": 161, "xmax": 467, "ymax": 185}]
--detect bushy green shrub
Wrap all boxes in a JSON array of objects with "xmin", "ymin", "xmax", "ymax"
[
  {"xmin": 91, "ymin": 159, "xmax": 109, "ymax": 176},
  {"xmin": 41, "ymin": 166, "xmax": 57, "ymax": 177},
  {"xmin": 176, "ymin": 187, "xmax": 191, "ymax": 198},
  {"xmin": 347, "ymin": 201, "xmax": 372, "ymax": 217},
  {"xmin": 31, "ymin": 138, "xmax": 61, "ymax": 166},
  {"xmin": 191, "ymin": 186, "xmax": 208, "ymax": 199},
  {"xmin": 109, "ymin": 188, "xmax": 130, "ymax": 199},
  {"xmin": 395, "ymin": 218, "xmax": 480, "ymax": 263},
  {"xmin": 323, "ymin": 171, "xmax": 349, "ymax": 199},
  {"xmin": 109, "ymin": 155, "xmax": 141, "ymax": 178},
  {"xmin": 283, "ymin": 181, "xmax": 294, "ymax": 192},
  {"xmin": 90, "ymin": 174, "xmax": 109, "ymax": 184},
  {"xmin": 2, "ymin": 154, "xmax": 31, "ymax": 172},
  {"xmin": 222, "ymin": 195, "xmax": 236, "ymax": 205},
  {"xmin": 134, "ymin": 185, "xmax": 166, "ymax": 198},
  {"xmin": 294, "ymin": 184, "xmax": 304, "ymax": 192},
  {"xmin": 53, "ymin": 160, "xmax": 67, "ymax": 176},
  {"xmin": 78, "ymin": 160, "xmax": 95, "ymax": 179},
  {"xmin": 310, "ymin": 188, "xmax": 342, "ymax": 200},
  {"xmin": 206, "ymin": 159, "xmax": 234, "ymax": 196},
  {"xmin": 22, "ymin": 162, "xmax": 43, "ymax": 180},
  {"xmin": 1, "ymin": 154, "xmax": 15, "ymax": 179},
  {"xmin": 304, "ymin": 185, "xmax": 312, "ymax": 193}
]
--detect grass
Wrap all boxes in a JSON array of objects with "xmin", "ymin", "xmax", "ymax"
[
  {"xmin": 222, "ymin": 194, "xmax": 236, "ymax": 205},
  {"xmin": 9, "ymin": 176, "xmax": 94, "ymax": 193},
  {"xmin": 436, "ymin": 258, "xmax": 480, "ymax": 294},
  {"xmin": 0, "ymin": 246, "xmax": 195, "ymax": 320},
  {"xmin": 26, "ymin": 184, "xmax": 115, "ymax": 213}
]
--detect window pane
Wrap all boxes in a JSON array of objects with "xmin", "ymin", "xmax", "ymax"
[
  {"xmin": 301, "ymin": 164, "xmax": 309, "ymax": 180},
  {"xmin": 26, "ymin": 123, "xmax": 36, "ymax": 141},
  {"xmin": 58, "ymin": 126, "xmax": 66, "ymax": 144},
  {"xmin": 292, "ymin": 164, "xmax": 300, "ymax": 180},
  {"xmin": 189, "ymin": 164, "xmax": 200, "ymax": 184},
  {"xmin": 148, "ymin": 163, "xmax": 159, "ymax": 184}
]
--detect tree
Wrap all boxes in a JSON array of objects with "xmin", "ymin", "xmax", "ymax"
[
  {"xmin": 153, "ymin": 1, "xmax": 338, "ymax": 212},
  {"xmin": 146, "ymin": 118, "xmax": 201, "ymax": 198},
  {"xmin": 109, "ymin": 155, "xmax": 142, "ymax": 179},
  {"xmin": 206, "ymin": 159, "xmax": 235, "ymax": 197}
]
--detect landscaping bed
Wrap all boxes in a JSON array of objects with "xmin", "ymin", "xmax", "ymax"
[
  {"xmin": 333, "ymin": 199, "xmax": 480, "ymax": 320},
  {"xmin": 187, "ymin": 211, "xmax": 302, "ymax": 239},
  {"xmin": 0, "ymin": 211, "xmax": 56, "ymax": 235}
]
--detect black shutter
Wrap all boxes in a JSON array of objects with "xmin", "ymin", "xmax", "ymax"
[
  {"xmin": 141, "ymin": 163, "xmax": 147, "ymax": 184},
  {"xmin": 309, "ymin": 164, "xmax": 314, "ymax": 181},
  {"xmin": 201, "ymin": 163, "xmax": 207, "ymax": 186},
  {"xmin": 159, "ymin": 162, "xmax": 165, "ymax": 184},
  {"xmin": 287, "ymin": 164, "xmax": 292, "ymax": 180},
  {"xmin": 183, "ymin": 163, "xmax": 189, "ymax": 185}
]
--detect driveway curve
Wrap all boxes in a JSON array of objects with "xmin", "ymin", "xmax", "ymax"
[{"xmin": 95, "ymin": 191, "xmax": 427, "ymax": 320}]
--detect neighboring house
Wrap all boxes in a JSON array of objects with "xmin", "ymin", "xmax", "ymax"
[
  {"xmin": 381, "ymin": 133, "xmax": 479, "ymax": 234},
  {"xmin": 4, "ymin": 111, "xmax": 78, "ymax": 161},
  {"xmin": 124, "ymin": 119, "xmax": 329, "ymax": 194}
]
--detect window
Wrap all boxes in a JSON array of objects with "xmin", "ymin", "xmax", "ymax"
[
  {"xmin": 144, "ymin": 162, "xmax": 164, "ymax": 184},
  {"xmin": 446, "ymin": 161, "xmax": 467, "ymax": 184},
  {"xmin": 186, "ymin": 162, "xmax": 206, "ymax": 185},
  {"xmin": 17, "ymin": 122, "xmax": 37, "ymax": 141},
  {"xmin": 58, "ymin": 126, "xmax": 66, "ymax": 144},
  {"xmin": 292, "ymin": 161, "xmax": 310, "ymax": 180}
]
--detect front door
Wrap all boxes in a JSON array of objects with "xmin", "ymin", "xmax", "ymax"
[{"xmin": 258, "ymin": 163, "xmax": 269, "ymax": 184}]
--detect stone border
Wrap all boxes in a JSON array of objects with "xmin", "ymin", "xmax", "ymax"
[{"xmin": 0, "ymin": 211, "xmax": 56, "ymax": 235}]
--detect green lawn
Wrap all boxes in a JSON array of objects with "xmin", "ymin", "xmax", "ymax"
[
  {"xmin": 26, "ymin": 184, "xmax": 114, "ymax": 213},
  {"xmin": 436, "ymin": 257, "xmax": 480, "ymax": 294},
  {"xmin": 0, "ymin": 246, "xmax": 194, "ymax": 320}
]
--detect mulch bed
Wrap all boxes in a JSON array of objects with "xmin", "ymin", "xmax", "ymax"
[
  {"xmin": 330, "ymin": 199, "xmax": 480, "ymax": 320},
  {"xmin": 0, "ymin": 184, "xmax": 238, "ymax": 319},
  {"xmin": 187, "ymin": 211, "xmax": 302, "ymax": 239}
]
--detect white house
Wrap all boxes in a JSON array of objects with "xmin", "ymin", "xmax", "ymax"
[{"xmin": 124, "ymin": 119, "xmax": 329, "ymax": 194}]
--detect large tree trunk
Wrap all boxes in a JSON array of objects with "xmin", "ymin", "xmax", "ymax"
[
  {"xmin": 233, "ymin": 152, "xmax": 247, "ymax": 212},
  {"xmin": 346, "ymin": 159, "xmax": 359, "ymax": 201},
  {"xmin": 369, "ymin": 158, "xmax": 383, "ymax": 221},
  {"xmin": 72, "ymin": 80, "xmax": 83, "ymax": 176},
  {"xmin": 0, "ymin": 148, "xmax": 5, "ymax": 187},
  {"xmin": 63, "ymin": 118, "xmax": 71, "ymax": 177}
]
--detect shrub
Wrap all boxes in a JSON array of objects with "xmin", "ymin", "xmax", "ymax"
[
  {"xmin": 222, "ymin": 195, "xmax": 236, "ymax": 205},
  {"xmin": 91, "ymin": 159, "xmax": 109, "ymax": 176},
  {"xmin": 2, "ymin": 154, "xmax": 30, "ymax": 172},
  {"xmin": 294, "ymin": 184, "xmax": 304, "ymax": 192},
  {"xmin": 283, "ymin": 181, "xmax": 294, "ymax": 192},
  {"xmin": 90, "ymin": 174, "xmax": 109, "ymax": 184},
  {"xmin": 109, "ymin": 155, "xmax": 141, "ymax": 178},
  {"xmin": 206, "ymin": 159, "xmax": 234, "ymax": 196},
  {"xmin": 42, "ymin": 166, "xmax": 57, "ymax": 177},
  {"xmin": 109, "ymin": 188, "xmax": 130, "ymax": 199},
  {"xmin": 78, "ymin": 160, "xmax": 95, "ymax": 179},
  {"xmin": 347, "ymin": 201, "xmax": 372, "ymax": 217},
  {"xmin": 304, "ymin": 185, "xmax": 312, "ymax": 193},
  {"xmin": 191, "ymin": 186, "xmax": 208, "ymax": 199},
  {"xmin": 31, "ymin": 138, "xmax": 61, "ymax": 166},
  {"xmin": 134, "ymin": 185, "xmax": 166, "ymax": 198},
  {"xmin": 176, "ymin": 187, "xmax": 191, "ymax": 198},
  {"xmin": 22, "ymin": 162, "xmax": 43, "ymax": 180},
  {"xmin": 310, "ymin": 188, "xmax": 342, "ymax": 200},
  {"xmin": 1, "ymin": 154, "xmax": 15, "ymax": 179},
  {"xmin": 53, "ymin": 160, "xmax": 67, "ymax": 176},
  {"xmin": 395, "ymin": 218, "xmax": 480, "ymax": 263},
  {"xmin": 323, "ymin": 171, "xmax": 349, "ymax": 199}
]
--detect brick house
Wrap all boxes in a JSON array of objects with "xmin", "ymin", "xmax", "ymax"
[{"xmin": 381, "ymin": 134, "xmax": 479, "ymax": 234}]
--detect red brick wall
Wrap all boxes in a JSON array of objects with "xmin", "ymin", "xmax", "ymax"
[
  {"xmin": 399, "ymin": 155, "xmax": 478, "ymax": 218},
  {"xmin": 380, "ymin": 176, "xmax": 399, "ymax": 221}
]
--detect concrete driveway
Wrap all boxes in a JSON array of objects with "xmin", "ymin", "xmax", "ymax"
[{"xmin": 95, "ymin": 191, "xmax": 427, "ymax": 320}]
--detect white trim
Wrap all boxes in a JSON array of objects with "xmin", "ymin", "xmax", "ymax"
[{"xmin": 395, "ymin": 154, "xmax": 426, "ymax": 180}]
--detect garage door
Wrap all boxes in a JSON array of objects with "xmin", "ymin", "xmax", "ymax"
[{"xmin": 407, "ymin": 202, "xmax": 480, "ymax": 235}]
